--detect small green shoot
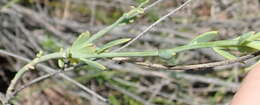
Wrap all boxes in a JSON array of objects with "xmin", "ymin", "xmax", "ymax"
[
  {"xmin": 190, "ymin": 31, "xmax": 219, "ymax": 44},
  {"xmin": 80, "ymin": 58, "xmax": 106, "ymax": 70}
]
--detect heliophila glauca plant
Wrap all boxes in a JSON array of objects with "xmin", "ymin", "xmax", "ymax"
[{"xmin": 5, "ymin": 0, "xmax": 260, "ymax": 103}]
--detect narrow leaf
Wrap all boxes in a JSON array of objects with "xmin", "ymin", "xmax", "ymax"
[
  {"xmin": 80, "ymin": 58, "xmax": 106, "ymax": 70},
  {"xmin": 247, "ymin": 32, "xmax": 260, "ymax": 41},
  {"xmin": 72, "ymin": 31, "xmax": 91, "ymax": 49},
  {"xmin": 97, "ymin": 38, "xmax": 131, "ymax": 53},
  {"xmin": 246, "ymin": 41, "xmax": 260, "ymax": 50},
  {"xmin": 71, "ymin": 44, "xmax": 97, "ymax": 58},
  {"xmin": 238, "ymin": 31, "xmax": 255, "ymax": 45},
  {"xmin": 213, "ymin": 47, "xmax": 236, "ymax": 60},
  {"xmin": 190, "ymin": 31, "xmax": 218, "ymax": 44},
  {"xmin": 158, "ymin": 49, "xmax": 176, "ymax": 59}
]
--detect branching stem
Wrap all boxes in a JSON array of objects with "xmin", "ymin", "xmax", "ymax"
[
  {"xmin": 86, "ymin": 40, "xmax": 240, "ymax": 58},
  {"xmin": 5, "ymin": 52, "xmax": 63, "ymax": 98}
]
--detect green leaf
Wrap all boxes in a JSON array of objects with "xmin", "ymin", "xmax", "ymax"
[
  {"xmin": 247, "ymin": 32, "xmax": 260, "ymax": 41},
  {"xmin": 246, "ymin": 41, "xmax": 260, "ymax": 50},
  {"xmin": 80, "ymin": 58, "xmax": 106, "ymax": 70},
  {"xmin": 71, "ymin": 44, "xmax": 96, "ymax": 58},
  {"xmin": 213, "ymin": 47, "xmax": 236, "ymax": 60},
  {"xmin": 190, "ymin": 31, "xmax": 218, "ymax": 44},
  {"xmin": 97, "ymin": 38, "xmax": 131, "ymax": 53},
  {"xmin": 70, "ymin": 31, "xmax": 98, "ymax": 58},
  {"xmin": 71, "ymin": 31, "xmax": 91, "ymax": 50},
  {"xmin": 238, "ymin": 46, "xmax": 256, "ymax": 54},
  {"xmin": 238, "ymin": 31, "xmax": 255, "ymax": 45},
  {"xmin": 158, "ymin": 49, "xmax": 176, "ymax": 59},
  {"xmin": 213, "ymin": 47, "xmax": 245, "ymax": 65}
]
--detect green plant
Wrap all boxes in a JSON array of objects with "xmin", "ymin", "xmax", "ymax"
[{"xmin": 3, "ymin": 0, "xmax": 260, "ymax": 104}]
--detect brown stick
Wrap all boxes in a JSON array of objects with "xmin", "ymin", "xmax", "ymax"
[{"xmin": 136, "ymin": 51, "xmax": 260, "ymax": 70}]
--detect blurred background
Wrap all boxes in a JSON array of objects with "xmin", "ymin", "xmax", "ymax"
[{"xmin": 0, "ymin": 0, "xmax": 260, "ymax": 105}]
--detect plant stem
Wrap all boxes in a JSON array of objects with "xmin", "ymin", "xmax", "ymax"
[
  {"xmin": 6, "ymin": 52, "xmax": 63, "ymax": 97},
  {"xmin": 88, "ymin": 51, "xmax": 158, "ymax": 58},
  {"xmin": 86, "ymin": 40, "xmax": 239, "ymax": 58},
  {"xmin": 4, "ymin": 39, "xmax": 240, "ymax": 102},
  {"xmin": 168, "ymin": 40, "xmax": 239, "ymax": 52},
  {"xmin": 86, "ymin": 15, "xmax": 127, "ymax": 43},
  {"xmin": 86, "ymin": 2, "xmax": 148, "ymax": 44}
]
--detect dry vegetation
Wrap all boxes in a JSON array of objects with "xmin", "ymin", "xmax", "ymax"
[{"xmin": 0, "ymin": 0, "xmax": 260, "ymax": 105}]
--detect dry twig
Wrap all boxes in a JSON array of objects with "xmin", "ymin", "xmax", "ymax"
[{"xmin": 136, "ymin": 51, "xmax": 260, "ymax": 70}]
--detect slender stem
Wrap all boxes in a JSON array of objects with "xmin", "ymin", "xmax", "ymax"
[
  {"xmin": 87, "ymin": 51, "xmax": 158, "ymax": 58},
  {"xmin": 85, "ymin": 0, "xmax": 150, "ymax": 44},
  {"xmin": 11, "ymin": 70, "xmax": 62, "ymax": 97},
  {"xmin": 114, "ymin": 0, "xmax": 193, "ymax": 52},
  {"xmin": 136, "ymin": 51, "xmax": 260, "ymax": 70},
  {"xmin": 168, "ymin": 40, "xmax": 239, "ymax": 52},
  {"xmin": 86, "ymin": 40, "xmax": 239, "ymax": 58},
  {"xmin": 0, "ymin": 50, "xmax": 108, "ymax": 104},
  {"xmin": 2, "ymin": 39, "xmax": 241, "ymax": 103},
  {"xmin": 6, "ymin": 52, "xmax": 63, "ymax": 97},
  {"xmin": 86, "ymin": 15, "xmax": 127, "ymax": 43}
]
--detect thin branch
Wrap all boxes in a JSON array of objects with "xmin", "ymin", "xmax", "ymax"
[
  {"xmin": 136, "ymin": 51, "xmax": 260, "ymax": 70},
  {"xmin": 103, "ymin": 61, "xmax": 239, "ymax": 89},
  {"xmin": 9, "ymin": 67, "xmax": 80, "ymax": 99},
  {"xmin": 0, "ymin": 50, "xmax": 108, "ymax": 104},
  {"xmin": 113, "ymin": 0, "xmax": 193, "ymax": 52},
  {"xmin": 6, "ymin": 52, "xmax": 62, "ymax": 97},
  {"xmin": 85, "ymin": 0, "xmax": 163, "ymax": 44},
  {"xmin": 11, "ymin": 70, "xmax": 62, "ymax": 97}
]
